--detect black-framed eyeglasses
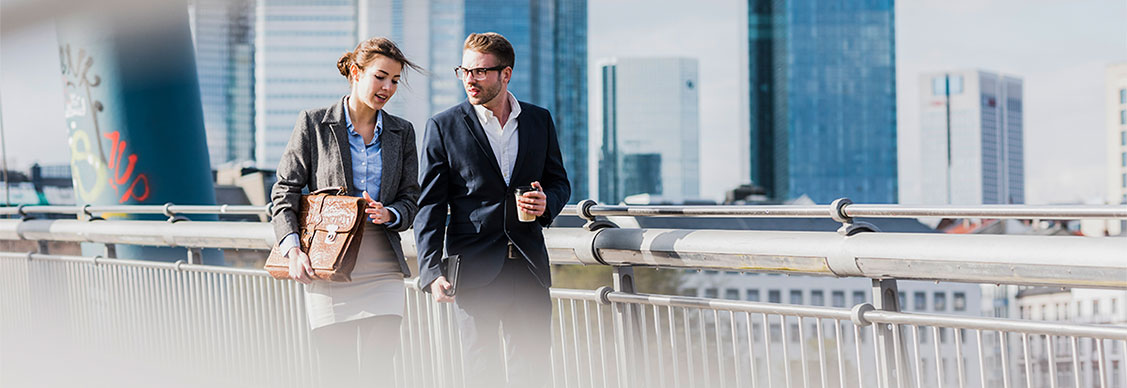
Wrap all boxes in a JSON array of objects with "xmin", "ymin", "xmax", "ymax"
[{"xmin": 454, "ymin": 65, "xmax": 508, "ymax": 81}]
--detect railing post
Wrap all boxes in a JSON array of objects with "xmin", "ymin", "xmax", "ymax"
[
  {"xmin": 187, "ymin": 247, "xmax": 203, "ymax": 265},
  {"xmin": 611, "ymin": 266, "xmax": 636, "ymax": 388},
  {"xmin": 872, "ymin": 278, "xmax": 909, "ymax": 388}
]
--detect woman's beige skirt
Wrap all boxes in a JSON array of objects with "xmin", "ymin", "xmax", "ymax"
[{"xmin": 304, "ymin": 223, "xmax": 405, "ymax": 330}]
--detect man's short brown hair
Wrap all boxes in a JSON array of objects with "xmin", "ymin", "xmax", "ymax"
[{"xmin": 464, "ymin": 32, "xmax": 515, "ymax": 69}]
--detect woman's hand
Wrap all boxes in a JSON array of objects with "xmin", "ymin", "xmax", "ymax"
[
  {"xmin": 288, "ymin": 247, "xmax": 315, "ymax": 284},
  {"xmin": 363, "ymin": 191, "xmax": 392, "ymax": 224}
]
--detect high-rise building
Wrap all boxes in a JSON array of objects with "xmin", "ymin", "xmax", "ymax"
[
  {"xmin": 747, "ymin": 0, "xmax": 897, "ymax": 204},
  {"xmin": 919, "ymin": 70, "xmax": 1025, "ymax": 205},
  {"xmin": 358, "ymin": 0, "xmax": 431, "ymax": 141},
  {"xmin": 254, "ymin": 0, "xmax": 356, "ymax": 169},
  {"xmin": 189, "ymin": 0, "xmax": 256, "ymax": 168},
  {"xmin": 1106, "ymin": 63, "xmax": 1127, "ymax": 235},
  {"xmin": 552, "ymin": 0, "xmax": 588, "ymax": 203},
  {"xmin": 427, "ymin": 0, "xmax": 588, "ymax": 203},
  {"xmin": 599, "ymin": 57, "xmax": 699, "ymax": 204}
]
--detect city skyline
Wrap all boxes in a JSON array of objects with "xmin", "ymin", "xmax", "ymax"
[{"xmin": 2, "ymin": 1, "xmax": 1125, "ymax": 205}]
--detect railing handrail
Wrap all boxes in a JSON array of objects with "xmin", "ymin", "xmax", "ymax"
[
  {"xmin": 2, "ymin": 200, "xmax": 1125, "ymax": 220},
  {"xmin": 1, "ymin": 218, "xmax": 1124, "ymax": 290},
  {"xmin": 5, "ymin": 250, "xmax": 1124, "ymax": 341}
]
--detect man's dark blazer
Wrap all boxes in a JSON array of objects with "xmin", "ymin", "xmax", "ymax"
[{"xmin": 414, "ymin": 99, "xmax": 570, "ymax": 292}]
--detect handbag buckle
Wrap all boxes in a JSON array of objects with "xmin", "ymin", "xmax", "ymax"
[{"xmin": 324, "ymin": 224, "xmax": 338, "ymax": 244}]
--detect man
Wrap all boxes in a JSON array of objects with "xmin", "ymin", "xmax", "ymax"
[{"xmin": 414, "ymin": 32, "xmax": 570, "ymax": 388}]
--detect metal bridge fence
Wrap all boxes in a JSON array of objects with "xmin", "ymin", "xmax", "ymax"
[
  {"xmin": 2, "ymin": 201, "xmax": 1126, "ymax": 387},
  {"xmin": 3, "ymin": 251, "xmax": 1125, "ymax": 388}
]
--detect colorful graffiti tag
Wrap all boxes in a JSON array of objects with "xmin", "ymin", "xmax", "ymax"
[{"xmin": 60, "ymin": 44, "xmax": 151, "ymax": 205}]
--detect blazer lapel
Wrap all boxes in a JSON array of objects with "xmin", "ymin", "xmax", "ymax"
[
  {"xmin": 459, "ymin": 101, "xmax": 505, "ymax": 181},
  {"xmin": 324, "ymin": 97, "xmax": 354, "ymax": 193},
  {"xmin": 378, "ymin": 114, "xmax": 401, "ymax": 204}
]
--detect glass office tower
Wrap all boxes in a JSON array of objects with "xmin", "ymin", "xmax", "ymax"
[{"xmin": 748, "ymin": 0, "xmax": 897, "ymax": 204}]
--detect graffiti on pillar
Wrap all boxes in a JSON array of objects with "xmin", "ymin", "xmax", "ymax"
[{"xmin": 59, "ymin": 44, "xmax": 151, "ymax": 204}]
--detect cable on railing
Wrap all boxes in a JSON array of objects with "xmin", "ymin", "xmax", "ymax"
[{"xmin": 2, "ymin": 199, "xmax": 1125, "ymax": 220}]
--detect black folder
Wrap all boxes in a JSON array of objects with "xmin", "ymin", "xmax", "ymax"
[{"xmin": 442, "ymin": 254, "xmax": 461, "ymax": 296}]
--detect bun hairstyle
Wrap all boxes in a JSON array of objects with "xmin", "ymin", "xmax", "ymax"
[{"xmin": 337, "ymin": 37, "xmax": 424, "ymax": 82}]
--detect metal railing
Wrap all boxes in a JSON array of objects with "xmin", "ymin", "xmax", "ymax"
[
  {"xmin": 1, "ymin": 202, "xmax": 1126, "ymax": 388},
  {"xmin": 2, "ymin": 199, "xmax": 1125, "ymax": 220}
]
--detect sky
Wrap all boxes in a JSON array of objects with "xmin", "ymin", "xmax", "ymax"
[{"xmin": 2, "ymin": 0, "xmax": 1126, "ymax": 205}]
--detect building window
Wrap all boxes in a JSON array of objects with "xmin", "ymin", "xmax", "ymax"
[
  {"xmin": 1122, "ymin": 152, "xmax": 1126, "ymax": 167},
  {"xmin": 934, "ymin": 292, "xmax": 948, "ymax": 311},
  {"xmin": 790, "ymin": 290, "xmax": 803, "ymax": 305},
  {"xmin": 1122, "ymin": 131, "xmax": 1126, "ymax": 146},
  {"xmin": 1122, "ymin": 173, "xmax": 1126, "ymax": 188},
  {"xmin": 1093, "ymin": 300, "xmax": 1100, "ymax": 315},
  {"xmin": 853, "ymin": 291, "xmax": 866, "ymax": 306},
  {"xmin": 1122, "ymin": 109, "xmax": 1126, "ymax": 125},
  {"xmin": 914, "ymin": 292, "xmax": 927, "ymax": 311},
  {"xmin": 950, "ymin": 75, "xmax": 964, "ymax": 94},
  {"xmin": 704, "ymin": 288, "xmax": 718, "ymax": 299},
  {"xmin": 1121, "ymin": 88, "xmax": 1127, "ymax": 104},
  {"xmin": 684, "ymin": 288, "xmax": 698, "ymax": 297},
  {"xmin": 832, "ymin": 291, "xmax": 846, "ymax": 308},
  {"xmin": 931, "ymin": 77, "xmax": 946, "ymax": 96},
  {"xmin": 811, "ymin": 290, "xmax": 825, "ymax": 306},
  {"xmin": 954, "ymin": 292, "xmax": 967, "ymax": 311},
  {"xmin": 747, "ymin": 289, "xmax": 760, "ymax": 302},
  {"xmin": 725, "ymin": 289, "xmax": 740, "ymax": 300},
  {"xmin": 769, "ymin": 290, "xmax": 781, "ymax": 304}
]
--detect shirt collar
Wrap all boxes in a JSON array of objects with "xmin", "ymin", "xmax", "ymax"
[
  {"xmin": 472, "ymin": 91, "xmax": 521, "ymax": 127},
  {"xmin": 344, "ymin": 100, "xmax": 383, "ymax": 146}
]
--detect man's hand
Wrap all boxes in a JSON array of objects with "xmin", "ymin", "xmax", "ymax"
[
  {"xmin": 363, "ymin": 191, "xmax": 392, "ymax": 224},
  {"xmin": 430, "ymin": 276, "xmax": 455, "ymax": 303},
  {"xmin": 517, "ymin": 181, "xmax": 547, "ymax": 217},
  {"xmin": 287, "ymin": 247, "xmax": 315, "ymax": 284}
]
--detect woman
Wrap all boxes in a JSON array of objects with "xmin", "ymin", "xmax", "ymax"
[{"xmin": 269, "ymin": 37, "xmax": 422, "ymax": 386}]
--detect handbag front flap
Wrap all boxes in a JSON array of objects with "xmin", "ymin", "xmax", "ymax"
[{"xmin": 300, "ymin": 194, "xmax": 365, "ymax": 270}]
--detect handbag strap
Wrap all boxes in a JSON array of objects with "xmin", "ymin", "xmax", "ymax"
[{"xmin": 311, "ymin": 186, "xmax": 346, "ymax": 196}]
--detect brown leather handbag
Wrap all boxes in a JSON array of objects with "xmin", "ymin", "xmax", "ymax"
[{"xmin": 265, "ymin": 187, "xmax": 366, "ymax": 282}]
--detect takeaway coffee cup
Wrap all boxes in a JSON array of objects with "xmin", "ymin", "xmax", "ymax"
[{"xmin": 514, "ymin": 185, "xmax": 538, "ymax": 222}]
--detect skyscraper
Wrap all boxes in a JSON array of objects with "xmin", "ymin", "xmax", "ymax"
[
  {"xmin": 919, "ymin": 70, "xmax": 1025, "ymax": 205},
  {"xmin": 552, "ymin": 0, "xmax": 588, "ymax": 203},
  {"xmin": 254, "ymin": 0, "xmax": 356, "ymax": 169},
  {"xmin": 599, "ymin": 57, "xmax": 700, "ymax": 204},
  {"xmin": 427, "ymin": 0, "xmax": 588, "ymax": 203},
  {"xmin": 747, "ymin": 0, "xmax": 897, "ymax": 204},
  {"xmin": 189, "ymin": 0, "xmax": 256, "ymax": 168}
]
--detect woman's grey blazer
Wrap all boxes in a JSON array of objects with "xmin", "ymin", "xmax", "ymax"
[{"xmin": 270, "ymin": 96, "xmax": 420, "ymax": 276}]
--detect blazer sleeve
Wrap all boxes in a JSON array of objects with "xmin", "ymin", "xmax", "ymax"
[
  {"xmin": 413, "ymin": 117, "xmax": 450, "ymax": 292},
  {"xmin": 537, "ymin": 110, "xmax": 571, "ymax": 227},
  {"xmin": 270, "ymin": 111, "xmax": 313, "ymax": 245},
  {"xmin": 384, "ymin": 122, "xmax": 420, "ymax": 233}
]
